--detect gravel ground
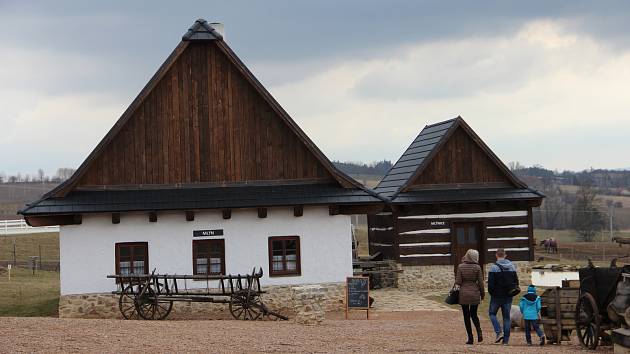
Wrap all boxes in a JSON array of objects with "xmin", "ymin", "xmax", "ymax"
[{"xmin": 0, "ymin": 311, "xmax": 609, "ymax": 353}]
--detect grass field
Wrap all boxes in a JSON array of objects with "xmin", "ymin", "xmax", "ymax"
[
  {"xmin": 0, "ymin": 267, "xmax": 59, "ymax": 317},
  {"xmin": 0, "ymin": 232, "xmax": 59, "ymax": 263}
]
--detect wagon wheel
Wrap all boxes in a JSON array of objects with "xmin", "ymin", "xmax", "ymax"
[
  {"xmin": 136, "ymin": 285, "xmax": 173, "ymax": 320},
  {"xmin": 119, "ymin": 284, "xmax": 140, "ymax": 320},
  {"xmin": 576, "ymin": 292, "xmax": 601, "ymax": 350},
  {"xmin": 229, "ymin": 291, "xmax": 262, "ymax": 320}
]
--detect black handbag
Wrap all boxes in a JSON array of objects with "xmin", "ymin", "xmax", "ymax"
[
  {"xmin": 445, "ymin": 285, "xmax": 460, "ymax": 305},
  {"xmin": 496, "ymin": 262, "xmax": 521, "ymax": 297}
]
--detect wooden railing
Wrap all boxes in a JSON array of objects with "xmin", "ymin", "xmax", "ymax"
[{"xmin": 0, "ymin": 219, "xmax": 59, "ymax": 235}]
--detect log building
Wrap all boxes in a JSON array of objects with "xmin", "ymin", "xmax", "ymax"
[
  {"xmin": 19, "ymin": 20, "xmax": 383, "ymax": 316},
  {"xmin": 369, "ymin": 117, "xmax": 544, "ymax": 267}
]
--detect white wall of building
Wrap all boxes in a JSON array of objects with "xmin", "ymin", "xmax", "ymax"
[{"xmin": 60, "ymin": 206, "xmax": 353, "ymax": 295}]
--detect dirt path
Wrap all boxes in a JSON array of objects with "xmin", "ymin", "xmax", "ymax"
[{"xmin": 0, "ymin": 311, "xmax": 607, "ymax": 353}]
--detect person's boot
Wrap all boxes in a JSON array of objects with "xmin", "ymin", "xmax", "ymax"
[
  {"xmin": 476, "ymin": 328, "xmax": 483, "ymax": 342},
  {"xmin": 494, "ymin": 333, "xmax": 503, "ymax": 344},
  {"xmin": 540, "ymin": 336, "xmax": 545, "ymax": 346},
  {"xmin": 466, "ymin": 336, "xmax": 473, "ymax": 345}
]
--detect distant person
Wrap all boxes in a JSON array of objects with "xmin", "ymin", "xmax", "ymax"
[
  {"xmin": 488, "ymin": 248, "xmax": 519, "ymax": 345},
  {"xmin": 455, "ymin": 249, "xmax": 484, "ymax": 345},
  {"xmin": 519, "ymin": 284, "xmax": 545, "ymax": 346}
]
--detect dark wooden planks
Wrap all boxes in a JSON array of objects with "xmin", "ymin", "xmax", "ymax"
[
  {"xmin": 76, "ymin": 41, "xmax": 338, "ymax": 188},
  {"xmin": 396, "ymin": 218, "xmax": 451, "ymax": 233},
  {"xmin": 399, "ymin": 245, "xmax": 450, "ymax": 255},
  {"xmin": 485, "ymin": 238, "xmax": 530, "ymax": 249},
  {"xmin": 485, "ymin": 227, "xmax": 529, "ymax": 238},
  {"xmin": 400, "ymin": 256, "xmax": 452, "ymax": 266},
  {"xmin": 485, "ymin": 250, "xmax": 530, "ymax": 261},
  {"xmin": 411, "ymin": 127, "xmax": 514, "ymax": 187},
  {"xmin": 398, "ymin": 233, "xmax": 451, "ymax": 244}
]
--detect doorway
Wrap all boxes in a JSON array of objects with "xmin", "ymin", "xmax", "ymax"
[{"xmin": 451, "ymin": 222, "xmax": 483, "ymax": 265}]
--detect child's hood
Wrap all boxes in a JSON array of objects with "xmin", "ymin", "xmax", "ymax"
[{"xmin": 522, "ymin": 293, "xmax": 538, "ymax": 303}]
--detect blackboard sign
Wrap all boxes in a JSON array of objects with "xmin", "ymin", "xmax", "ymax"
[
  {"xmin": 346, "ymin": 277, "xmax": 369, "ymax": 310},
  {"xmin": 193, "ymin": 229, "xmax": 224, "ymax": 237}
]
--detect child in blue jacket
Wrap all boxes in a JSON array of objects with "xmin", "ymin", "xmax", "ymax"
[{"xmin": 519, "ymin": 284, "xmax": 545, "ymax": 346}]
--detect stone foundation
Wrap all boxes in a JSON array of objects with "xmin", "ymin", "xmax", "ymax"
[
  {"xmin": 397, "ymin": 261, "xmax": 533, "ymax": 292},
  {"xmin": 292, "ymin": 285, "xmax": 326, "ymax": 325},
  {"xmin": 59, "ymin": 282, "xmax": 345, "ymax": 319}
]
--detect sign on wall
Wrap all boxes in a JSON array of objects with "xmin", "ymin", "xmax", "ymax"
[
  {"xmin": 429, "ymin": 220, "xmax": 449, "ymax": 228},
  {"xmin": 193, "ymin": 229, "xmax": 224, "ymax": 237}
]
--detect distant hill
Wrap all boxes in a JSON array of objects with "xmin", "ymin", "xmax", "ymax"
[
  {"xmin": 512, "ymin": 165, "xmax": 630, "ymax": 192},
  {"xmin": 333, "ymin": 160, "xmax": 392, "ymax": 177},
  {"xmin": 0, "ymin": 182, "xmax": 58, "ymax": 217}
]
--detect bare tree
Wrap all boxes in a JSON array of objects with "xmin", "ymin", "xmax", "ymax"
[
  {"xmin": 55, "ymin": 168, "xmax": 76, "ymax": 181},
  {"xmin": 38, "ymin": 168, "xmax": 45, "ymax": 182},
  {"xmin": 573, "ymin": 180, "xmax": 605, "ymax": 242}
]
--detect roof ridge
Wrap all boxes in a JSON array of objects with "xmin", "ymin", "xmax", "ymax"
[
  {"xmin": 423, "ymin": 116, "xmax": 460, "ymax": 128},
  {"xmin": 182, "ymin": 19, "xmax": 223, "ymax": 41}
]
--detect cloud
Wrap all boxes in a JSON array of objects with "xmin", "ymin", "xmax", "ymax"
[
  {"xmin": 269, "ymin": 20, "xmax": 630, "ymax": 170},
  {"xmin": 0, "ymin": 91, "xmax": 123, "ymax": 176}
]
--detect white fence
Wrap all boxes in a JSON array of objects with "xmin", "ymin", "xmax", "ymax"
[{"xmin": 0, "ymin": 219, "xmax": 59, "ymax": 235}]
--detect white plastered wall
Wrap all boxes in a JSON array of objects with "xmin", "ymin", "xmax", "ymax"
[{"xmin": 59, "ymin": 206, "xmax": 352, "ymax": 295}]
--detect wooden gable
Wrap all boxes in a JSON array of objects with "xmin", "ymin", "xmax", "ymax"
[
  {"xmin": 48, "ymin": 20, "xmax": 355, "ymax": 197},
  {"xmin": 77, "ymin": 42, "xmax": 334, "ymax": 187},
  {"xmin": 405, "ymin": 120, "xmax": 523, "ymax": 190}
]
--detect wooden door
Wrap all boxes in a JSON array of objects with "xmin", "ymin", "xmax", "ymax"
[{"xmin": 452, "ymin": 223, "xmax": 483, "ymax": 265}]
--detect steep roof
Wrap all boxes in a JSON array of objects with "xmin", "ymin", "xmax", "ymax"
[
  {"xmin": 21, "ymin": 19, "xmax": 383, "ymax": 220},
  {"xmin": 374, "ymin": 116, "xmax": 538, "ymax": 203}
]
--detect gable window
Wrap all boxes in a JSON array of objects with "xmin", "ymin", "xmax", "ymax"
[
  {"xmin": 268, "ymin": 236, "xmax": 301, "ymax": 276},
  {"xmin": 193, "ymin": 239, "xmax": 225, "ymax": 275},
  {"xmin": 115, "ymin": 242, "xmax": 148, "ymax": 275}
]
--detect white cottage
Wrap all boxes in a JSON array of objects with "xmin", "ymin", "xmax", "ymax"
[{"xmin": 21, "ymin": 20, "xmax": 383, "ymax": 318}]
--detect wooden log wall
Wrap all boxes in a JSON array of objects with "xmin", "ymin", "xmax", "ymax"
[
  {"xmin": 390, "ymin": 209, "xmax": 533, "ymax": 266},
  {"xmin": 367, "ymin": 214, "xmax": 396, "ymax": 260},
  {"xmin": 77, "ymin": 42, "xmax": 334, "ymax": 187}
]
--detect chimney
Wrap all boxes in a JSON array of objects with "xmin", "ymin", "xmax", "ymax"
[{"xmin": 209, "ymin": 23, "xmax": 225, "ymax": 39}]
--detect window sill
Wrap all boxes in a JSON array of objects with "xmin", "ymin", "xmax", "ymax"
[{"xmin": 269, "ymin": 272, "xmax": 301, "ymax": 278}]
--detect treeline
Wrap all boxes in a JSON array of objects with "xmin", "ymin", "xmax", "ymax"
[
  {"xmin": 510, "ymin": 162, "xmax": 630, "ymax": 192},
  {"xmin": 0, "ymin": 168, "xmax": 75, "ymax": 184},
  {"xmin": 333, "ymin": 160, "xmax": 392, "ymax": 176}
]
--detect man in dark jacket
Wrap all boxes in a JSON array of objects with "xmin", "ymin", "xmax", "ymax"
[{"xmin": 487, "ymin": 248, "xmax": 519, "ymax": 345}]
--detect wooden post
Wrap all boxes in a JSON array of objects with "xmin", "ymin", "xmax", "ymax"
[
  {"xmin": 345, "ymin": 283, "xmax": 348, "ymax": 320},
  {"xmin": 555, "ymin": 287, "xmax": 562, "ymax": 344}
]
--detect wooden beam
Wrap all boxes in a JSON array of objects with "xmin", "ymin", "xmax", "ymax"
[
  {"xmin": 257, "ymin": 208, "xmax": 267, "ymax": 218},
  {"xmin": 149, "ymin": 211, "xmax": 157, "ymax": 223},
  {"xmin": 25, "ymin": 214, "xmax": 82, "ymax": 227},
  {"xmin": 329, "ymin": 205, "xmax": 340, "ymax": 216},
  {"xmin": 112, "ymin": 213, "xmax": 120, "ymax": 224},
  {"xmin": 222, "ymin": 209, "xmax": 232, "ymax": 220},
  {"xmin": 293, "ymin": 205, "xmax": 303, "ymax": 217},
  {"xmin": 338, "ymin": 204, "xmax": 384, "ymax": 215},
  {"xmin": 185, "ymin": 210, "xmax": 195, "ymax": 222}
]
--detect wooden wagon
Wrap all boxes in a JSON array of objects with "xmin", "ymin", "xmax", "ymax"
[
  {"xmin": 574, "ymin": 263, "xmax": 630, "ymax": 349},
  {"xmin": 539, "ymin": 284, "xmax": 578, "ymax": 344},
  {"xmin": 107, "ymin": 267, "xmax": 287, "ymax": 321}
]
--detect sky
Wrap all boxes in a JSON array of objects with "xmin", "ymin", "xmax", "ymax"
[{"xmin": 1, "ymin": 1, "xmax": 630, "ymax": 177}]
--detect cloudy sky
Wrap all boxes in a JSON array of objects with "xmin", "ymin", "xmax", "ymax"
[{"xmin": 1, "ymin": 1, "xmax": 630, "ymax": 177}]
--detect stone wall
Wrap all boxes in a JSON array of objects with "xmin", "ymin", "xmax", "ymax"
[
  {"xmin": 397, "ymin": 261, "xmax": 533, "ymax": 292},
  {"xmin": 58, "ymin": 282, "xmax": 345, "ymax": 319}
]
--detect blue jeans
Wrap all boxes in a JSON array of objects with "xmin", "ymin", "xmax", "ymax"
[
  {"xmin": 524, "ymin": 320, "xmax": 544, "ymax": 343},
  {"xmin": 489, "ymin": 298, "xmax": 512, "ymax": 343}
]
